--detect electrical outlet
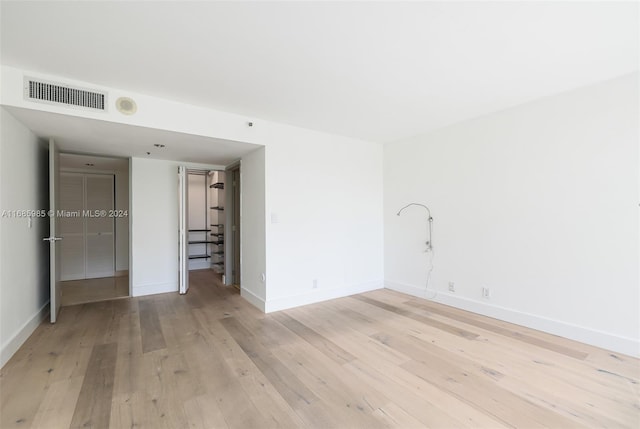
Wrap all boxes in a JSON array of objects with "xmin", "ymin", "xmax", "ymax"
[
  {"xmin": 482, "ymin": 287, "xmax": 491, "ymax": 299},
  {"xmin": 448, "ymin": 281, "xmax": 455, "ymax": 292},
  {"xmin": 312, "ymin": 279, "xmax": 318, "ymax": 289}
]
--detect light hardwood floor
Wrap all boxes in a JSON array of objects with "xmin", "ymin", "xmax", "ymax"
[
  {"xmin": 61, "ymin": 276, "xmax": 129, "ymax": 307},
  {"xmin": 1, "ymin": 270, "xmax": 638, "ymax": 428}
]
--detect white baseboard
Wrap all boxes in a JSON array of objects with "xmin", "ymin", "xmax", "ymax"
[
  {"xmin": 132, "ymin": 281, "xmax": 178, "ymax": 297},
  {"xmin": 241, "ymin": 288, "xmax": 266, "ymax": 312},
  {"xmin": 384, "ymin": 280, "xmax": 437, "ymax": 300},
  {"xmin": 385, "ymin": 280, "xmax": 639, "ymax": 357},
  {"xmin": 265, "ymin": 281, "xmax": 383, "ymax": 313},
  {"xmin": 1, "ymin": 301, "xmax": 49, "ymax": 368}
]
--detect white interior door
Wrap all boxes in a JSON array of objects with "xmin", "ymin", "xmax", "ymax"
[
  {"xmin": 60, "ymin": 173, "xmax": 85, "ymax": 280},
  {"xmin": 85, "ymin": 174, "xmax": 115, "ymax": 278},
  {"xmin": 178, "ymin": 166, "xmax": 189, "ymax": 294},
  {"xmin": 59, "ymin": 173, "xmax": 115, "ymax": 280},
  {"xmin": 46, "ymin": 139, "xmax": 62, "ymax": 323}
]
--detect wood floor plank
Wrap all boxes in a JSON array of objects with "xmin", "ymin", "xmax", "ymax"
[
  {"xmin": 330, "ymin": 300, "xmax": 564, "ymax": 427},
  {"xmin": 345, "ymin": 293, "xmax": 618, "ymax": 410},
  {"xmin": 263, "ymin": 315, "xmax": 403, "ymax": 428},
  {"xmin": 94, "ymin": 301, "xmax": 122, "ymax": 346},
  {"xmin": 298, "ymin": 310, "xmax": 532, "ymax": 427},
  {"xmin": 186, "ymin": 293, "xmax": 299, "ymax": 426},
  {"xmin": 133, "ymin": 349, "xmax": 192, "ymax": 428},
  {"xmin": 403, "ymin": 297, "xmax": 589, "ymax": 359},
  {"xmin": 286, "ymin": 305, "xmax": 413, "ymax": 366},
  {"xmin": 268, "ymin": 344, "xmax": 388, "ymax": 429},
  {"xmin": 31, "ymin": 377, "xmax": 84, "ymax": 429},
  {"xmin": 343, "ymin": 359, "xmax": 508, "ymax": 428},
  {"xmin": 109, "ymin": 392, "xmax": 137, "ymax": 429},
  {"xmin": 404, "ymin": 323, "xmax": 640, "ymax": 425},
  {"xmin": 111, "ymin": 309, "xmax": 144, "ymax": 398},
  {"xmin": 371, "ymin": 401, "xmax": 437, "ymax": 428},
  {"xmin": 378, "ymin": 295, "xmax": 639, "ymax": 406},
  {"xmin": 192, "ymin": 310, "xmax": 309, "ymax": 428},
  {"xmin": 69, "ymin": 343, "xmax": 118, "ymax": 429},
  {"xmin": 220, "ymin": 317, "xmax": 320, "ymax": 409},
  {"xmin": 0, "ymin": 305, "xmax": 100, "ymax": 428},
  {"xmin": 220, "ymin": 316, "xmax": 351, "ymax": 428},
  {"xmin": 271, "ymin": 311, "xmax": 357, "ymax": 365},
  {"xmin": 183, "ymin": 393, "xmax": 230, "ymax": 429},
  {"xmin": 138, "ymin": 299, "xmax": 167, "ymax": 353},
  {"xmin": 372, "ymin": 331, "xmax": 584, "ymax": 428},
  {"xmin": 352, "ymin": 295, "xmax": 480, "ymax": 339}
]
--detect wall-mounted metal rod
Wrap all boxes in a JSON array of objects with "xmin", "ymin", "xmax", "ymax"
[{"xmin": 397, "ymin": 203, "xmax": 434, "ymax": 252}]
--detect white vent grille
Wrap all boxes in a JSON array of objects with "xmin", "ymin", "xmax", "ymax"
[{"xmin": 24, "ymin": 78, "xmax": 106, "ymax": 111}]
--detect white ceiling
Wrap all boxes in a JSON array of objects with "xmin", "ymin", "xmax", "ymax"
[{"xmin": 1, "ymin": 1, "xmax": 638, "ymax": 144}]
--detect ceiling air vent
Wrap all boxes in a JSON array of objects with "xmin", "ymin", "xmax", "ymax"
[{"xmin": 24, "ymin": 77, "xmax": 107, "ymax": 111}]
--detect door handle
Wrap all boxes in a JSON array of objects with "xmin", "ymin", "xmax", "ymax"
[{"xmin": 42, "ymin": 237, "xmax": 63, "ymax": 242}]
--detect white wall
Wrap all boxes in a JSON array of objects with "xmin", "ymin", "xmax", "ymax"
[
  {"xmin": 130, "ymin": 158, "xmax": 224, "ymax": 297},
  {"xmin": 0, "ymin": 108, "xmax": 49, "ymax": 366},
  {"xmin": 130, "ymin": 158, "xmax": 178, "ymax": 296},
  {"xmin": 264, "ymin": 133, "xmax": 384, "ymax": 312},
  {"xmin": 384, "ymin": 73, "xmax": 639, "ymax": 356}
]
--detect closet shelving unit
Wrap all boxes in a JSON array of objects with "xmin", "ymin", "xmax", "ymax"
[
  {"xmin": 188, "ymin": 230, "xmax": 217, "ymax": 247},
  {"xmin": 209, "ymin": 175, "xmax": 225, "ymax": 274},
  {"xmin": 187, "ymin": 171, "xmax": 213, "ymax": 265},
  {"xmin": 189, "ymin": 229, "xmax": 211, "ymax": 259}
]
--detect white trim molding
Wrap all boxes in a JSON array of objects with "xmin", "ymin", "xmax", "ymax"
[
  {"xmin": 1, "ymin": 301, "xmax": 49, "ymax": 368},
  {"xmin": 241, "ymin": 287, "xmax": 266, "ymax": 312},
  {"xmin": 265, "ymin": 281, "xmax": 383, "ymax": 313}
]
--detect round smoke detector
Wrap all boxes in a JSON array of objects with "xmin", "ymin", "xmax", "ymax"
[{"xmin": 115, "ymin": 97, "xmax": 137, "ymax": 115}]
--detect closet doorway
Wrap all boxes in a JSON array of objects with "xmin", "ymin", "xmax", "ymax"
[
  {"xmin": 58, "ymin": 154, "xmax": 129, "ymax": 306},
  {"xmin": 178, "ymin": 168, "xmax": 231, "ymax": 295}
]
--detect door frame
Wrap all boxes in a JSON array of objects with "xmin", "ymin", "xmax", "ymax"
[
  {"xmin": 225, "ymin": 162, "xmax": 241, "ymax": 286},
  {"xmin": 178, "ymin": 165, "xmax": 189, "ymax": 294},
  {"xmin": 47, "ymin": 139, "xmax": 62, "ymax": 323}
]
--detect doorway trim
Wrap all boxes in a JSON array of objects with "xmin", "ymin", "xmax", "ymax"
[
  {"xmin": 55, "ymin": 152, "xmax": 131, "ymax": 300},
  {"xmin": 225, "ymin": 162, "xmax": 241, "ymax": 287}
]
